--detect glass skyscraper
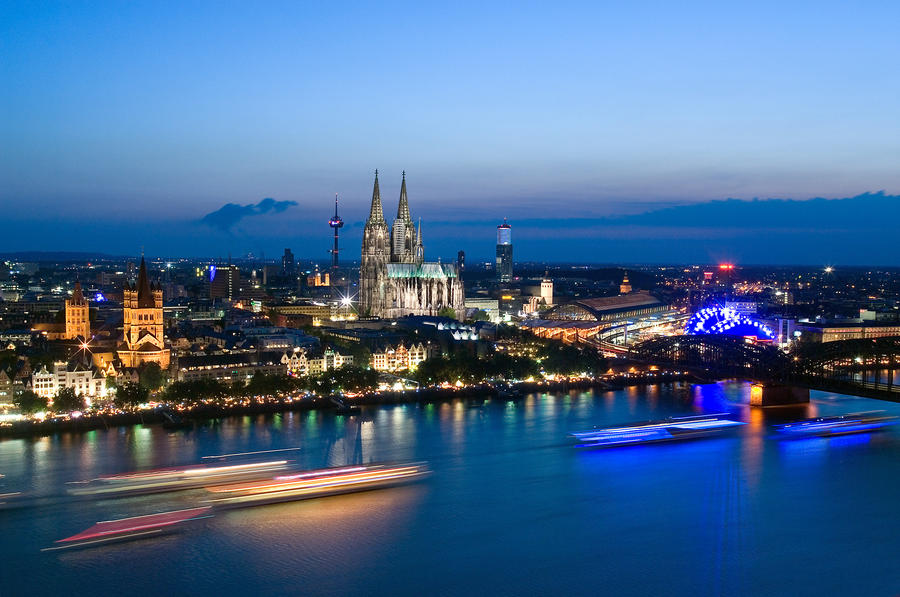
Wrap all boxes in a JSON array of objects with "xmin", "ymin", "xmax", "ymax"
[{"xmin": 496, "ymin": 219, "xmax": 513, "ymax": 282}]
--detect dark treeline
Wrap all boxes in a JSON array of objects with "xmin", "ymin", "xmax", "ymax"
[
  {"xmin": 139, "ymin": 327, "xmax": 604, "ymax": 406},
  {"xmin": 413, "ymin": 331, "xmax": 607, "ymax": 385},
  {"xmin": 11, "ymin": 327, "xmax": 607, "ymax": 413},
  {"xmin": 155, "ymin": 366, "xmax": 380, "ymax": 406}
]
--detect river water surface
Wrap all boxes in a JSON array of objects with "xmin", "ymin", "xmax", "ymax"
[{"xmin": 1, "ymin": 382, "xmax": 898, "ymax": 596}]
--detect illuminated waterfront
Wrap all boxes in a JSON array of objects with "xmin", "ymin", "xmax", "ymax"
[{"xmin": 1, "ymin": 382, "xmax": 899, "ymax": 596}]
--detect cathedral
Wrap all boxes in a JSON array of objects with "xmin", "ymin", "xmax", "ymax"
[
  {"xmin": 359, "ymin": 171, "xmax": 464, "ymax": 319},
  {"xmin": 117, "ymin": 257, "xmax": 171, "ymax": 368}
]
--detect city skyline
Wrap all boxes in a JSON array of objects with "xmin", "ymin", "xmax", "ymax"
[
  {"xmin": 3, "ymin": 2, "xmax": 900, "ymax": 263},
  {"xmin": 4, "ymin": 4, "xmax": 900, "ymax": 595},
  {"xmin": 1, "ymin": 189, "xmax": 899, "ymax": 266}
]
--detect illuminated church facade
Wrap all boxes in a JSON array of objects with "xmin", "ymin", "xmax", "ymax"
[
  {"xmin": 117, "ymin": 257, "xmax": 171, "ymax": 368},
  {"xmin": 359, "ymin": 171, "xmax": 464, "ymax": 319}
]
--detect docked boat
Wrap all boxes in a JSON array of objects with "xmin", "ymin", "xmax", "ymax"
[
  {"xmin": 774, "ymin": 412, "xmax": 898, "ymax": 439},
  {"xmin": 569, "ymin": 414, "xmax": 745, "ymax": 448},
  {"xmin": 67, "ymin": 459, "xmax": 291, "ymax": 497},
  {"xmin": 42, "ymin": 506, "xmax": 211, "ymax": 551},
  {"xmin": 496, "ymin": 383, "xmax": 523, "ymax": 400},
  {"xmin": 157, "ymin": 406, "xmax": 194, "ymax": 430},
  {"xmin": 330, "ymin": 396, "xmax": 361, "ymax": 415},
  {"xmin": 204, "ymin": 463, "xmax": 430, "ymax": 508}
]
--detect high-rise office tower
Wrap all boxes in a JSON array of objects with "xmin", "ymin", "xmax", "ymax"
[
  {"xmin": 496, "ymin": 218, "xmax": 513, "ymax": 282},
  {"xmin": 210, "ymin": 263, "xmax": 241, "ymax": 301},
  {"xmin": 282, "ymin": 248, "xmax": 295, "ymax": 274}
]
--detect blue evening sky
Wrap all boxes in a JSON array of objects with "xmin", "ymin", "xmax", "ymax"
[{"xmin": 2, "ymin": 1, "xmax": 899, "ymax": 263}]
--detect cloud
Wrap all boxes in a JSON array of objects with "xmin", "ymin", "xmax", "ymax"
[
  {"xmin": 413, "ymin": 191, "xmax": 900, "ymax": 265},
  {"xmin": 423, "ymin": 191, "xmax": 899, "ymax": 232},
  {"xmin": 200, "ymin": 198, "xmax": 298, "ymax": 231}
]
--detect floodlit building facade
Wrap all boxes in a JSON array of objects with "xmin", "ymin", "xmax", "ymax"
[
  {"xmin": 370, "ymin": 342, "xmax": 428, "ymax": 372},
  {"xmin": 118, "ymin": 257, "xmax": 171, "ymax": 368},
  {"xmin": 359, "ymin": 171, "xmax": 464, "ymax": 319}
]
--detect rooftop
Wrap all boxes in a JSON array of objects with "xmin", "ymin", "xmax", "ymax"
[{"xmin": 386, "ymin": 263, "xmax": 457, "ymax": 279}]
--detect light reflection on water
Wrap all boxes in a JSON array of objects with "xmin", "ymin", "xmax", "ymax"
[{"xmin": 0, "ymin": 382, "xmax": 898, "ymax": 597}]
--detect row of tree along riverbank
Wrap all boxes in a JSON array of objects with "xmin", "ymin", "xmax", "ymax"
[{"xmin": 0, "ymin": 372, "xmax": 692, "ymax": 439}]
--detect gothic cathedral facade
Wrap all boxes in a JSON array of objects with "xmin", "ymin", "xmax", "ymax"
[{"xmin": 359, "ymin": 171, "xmax": 464, "ymax": 319}]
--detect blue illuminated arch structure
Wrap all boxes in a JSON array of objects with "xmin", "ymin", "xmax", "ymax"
[{"xmin": 685, "ymin": 307, "xmax": 775, "ymax": 341}]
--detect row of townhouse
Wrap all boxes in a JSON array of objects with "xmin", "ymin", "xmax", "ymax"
[
  {"xmin": 178, "ymin": 348, "xmax": 354, "ymax": 385},
  {"xmin": 370, "ymin": 342, "xmax": 430, "ymax": 372},
  {"xmin": 31, "ymin": 362, "xmax": 108, "ymax": 405},
  {"xmin": 283, "ymin": 348, "xmax": 353, "ymax": 376}
]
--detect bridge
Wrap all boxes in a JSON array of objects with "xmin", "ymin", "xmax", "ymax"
[{"xmin": 630, "ymin": 335, "xmax": 900, "ymax": 403}]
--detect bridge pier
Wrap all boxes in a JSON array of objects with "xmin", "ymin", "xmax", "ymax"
[{"xmin": 750, "ymin": 383, "xmax": 809, "ymax": 407}]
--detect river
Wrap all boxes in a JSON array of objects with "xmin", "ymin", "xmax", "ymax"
[{"xmin": 1, "ymin": 382, "xmax": 898, "ymax": 596}]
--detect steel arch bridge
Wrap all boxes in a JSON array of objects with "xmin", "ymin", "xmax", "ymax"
[
  {"xmin": 632, "ymin": 335, "xmax": 792, "ymax": 381},
  {"xmin": 788, "ymin": 336, "xmax": 900, "ymax": 395},
  {"xmin": 631, "ymin": 335, "xmax": 900, "ymax": 400}
]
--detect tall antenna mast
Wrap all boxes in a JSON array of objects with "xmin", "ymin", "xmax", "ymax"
[{"xmin": 328, "ymin": 193, "xmax": 344, "ymax": 269}]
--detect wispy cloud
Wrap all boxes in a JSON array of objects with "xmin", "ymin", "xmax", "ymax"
[{"xmin": 200, "ymin": 198, "xmax": 298, "ymax": 231}]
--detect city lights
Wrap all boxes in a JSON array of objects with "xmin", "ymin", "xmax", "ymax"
[{"xmin": 685, "ymin": 307, "xmax": 775, "ymax": 341}]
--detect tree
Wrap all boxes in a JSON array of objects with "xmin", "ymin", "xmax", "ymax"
[
  {"xmin": 163, "ymin": 379, "xmax": 230, "ymax": 404},
  {"xmin": 330, "ymin": 366, "xmax": 379, "ymax": 392},
  {"xmin": 468, "ymin": 309, "xmax": 490, "ymax": 322},
  {"xmin": 53, "ymin": 387, "xmax": 85, "ymax": 412},
  {"xmin": 13, "ymin": 390, "xmax": 48, "ymax": 414},
  {"xmin": 139, "ymin": 362, "xmax": 166, "ymax": 391},
  {"xmin": 114, "ymin": 382, "xmax": 149, "ymax": 409},
  {"xmin": 437, "ymin": 307, "xmax": 458, "ymax": 319},
  {"xmin": 538, "ymin": 341, "xmax": 607, "ymax": 377},
  {"xmin": 413, "ymin": 352, "xmax": 486, "ymax": 385},
  {"xmin": 245, "ymin": 371, "xmax": 294, "ymax": 396}
]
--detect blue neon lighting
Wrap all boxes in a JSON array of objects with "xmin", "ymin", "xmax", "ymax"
[
  {"xmin": 685, "ymin": 307, "xmax": 775, "ymax": 340},
  {"xmin": 570, "ymin": 415, "xmax": 745, "ymax": 448},
  {"xmin": 775, "ymin": 419, "xmax": 895, "ymax": 436}
]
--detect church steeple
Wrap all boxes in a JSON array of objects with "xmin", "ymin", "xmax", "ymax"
[
  {"xmin": 414, "ymin": 217, "xmax": 424, "ymax": 263},
  {"xmin": 619, "ymin": 271, "xmax": 632, "ymax": 294},
  {"xmin": 367, "ymin": 169, "xmax": 385, "ymax": 225},
  {"xmin": 136, "ymin": 256, "xmax": 155, "ymax": 308},
  {"xmin": 72, "ymin": 280, "xmax": 85, "ymax": 304},
  {"xmin": 397, "ymin": 170, "xmax": 412, "ymax": 223}
]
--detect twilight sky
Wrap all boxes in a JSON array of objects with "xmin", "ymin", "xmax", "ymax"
[{"xmin": 2, "ymin": 1, "xmax": 900, "ymax": 264}]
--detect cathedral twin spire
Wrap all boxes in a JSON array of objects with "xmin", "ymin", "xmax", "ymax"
[
  {"xmin": 397, "ymin": 170, "xmax": 411, "ymax": 224},
  {"xmin": 368, "ymin": 169, "xmax": 386, "ymax": 225},
  {"xmin": 364, "ymin": 170, "xmax": 422, "ymax": 264}
]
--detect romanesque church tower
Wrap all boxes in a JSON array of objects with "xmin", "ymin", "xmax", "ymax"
[
  {"xmin": 118, "ymin": 257, "xmax": 170, "ymax": 368},
  {"xmin": 64, "ymin": 281, "xmax": 91, "ymax": 340}
]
